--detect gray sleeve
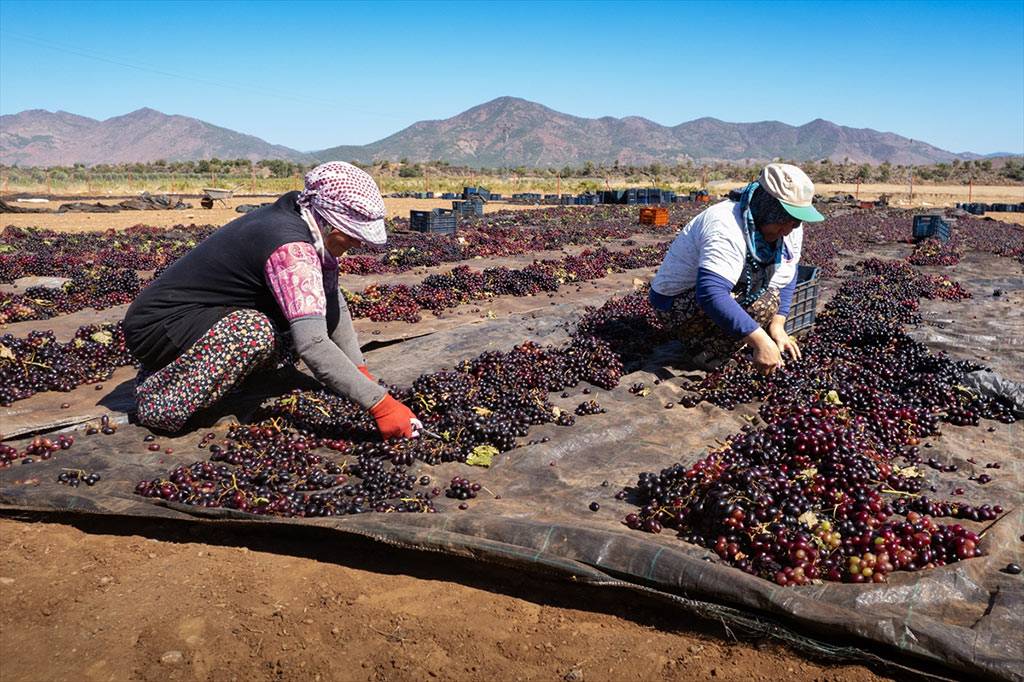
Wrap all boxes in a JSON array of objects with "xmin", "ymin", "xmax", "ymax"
[
  {"xmin": 290, "ymin": 316, "xmax": 385, "ymax": 410},
  {"xmin": 326, "ymin": 289, "xmax": 365, "ymax": 366}
]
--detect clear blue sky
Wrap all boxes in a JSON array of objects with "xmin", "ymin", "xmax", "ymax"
[{"xmin": 1, "ymin": 0, "xmax": 1022, "ymax": 154}]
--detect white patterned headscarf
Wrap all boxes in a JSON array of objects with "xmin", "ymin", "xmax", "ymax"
[{"xmin": 296, "ymin": 162, "xmax": 387, "ymax": 256}]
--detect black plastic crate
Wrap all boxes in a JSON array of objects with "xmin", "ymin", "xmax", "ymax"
[
  {"xmin": 912, "ymin": 214, "xmax": 951, "ymax": 242},
  {"xmin": 783, "ymin": 265, "xmax": 821, "ymax": 335},
  {"xmin": 410, "ymin": 208, "xmax": 457, "ymax": 234},
  {"xmin": 452, "ymin": 200, "xmax": 484, "ymax": 217}
]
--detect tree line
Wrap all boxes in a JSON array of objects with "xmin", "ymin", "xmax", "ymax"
[{"xmin": 3, "ymin": 156, "xmax": 1022, "ymax": 185}]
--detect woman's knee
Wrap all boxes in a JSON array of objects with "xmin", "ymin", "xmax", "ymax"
[{"xmin": 223, "ymin": 309, "xmax": 277, "ymax": 359}]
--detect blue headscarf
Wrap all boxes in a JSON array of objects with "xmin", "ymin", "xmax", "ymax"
[
  {"xmin": 737, "ymin": 181, "xmax": 784, "ymax": 267},
  {"xmin": 731, "ymin": 182, "xmax": 787, "ymax": 306}
]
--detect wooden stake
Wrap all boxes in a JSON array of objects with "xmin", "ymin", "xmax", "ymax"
[{"xmin": 968, "ymin": 179, "xmax": 973, "ymax": 203}]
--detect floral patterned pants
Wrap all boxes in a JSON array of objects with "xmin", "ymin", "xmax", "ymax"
[
  {"xmin": 659, "ymin": 287, "xmax": 780, "ymax": 367},
  {"xmin": 135, "ymin": 309, "xmax": 281, "ymax": 432}
]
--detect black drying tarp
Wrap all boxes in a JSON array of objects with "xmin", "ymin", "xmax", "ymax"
[
  {"xmin": 0, "ymin": 199, "xmax": 53, "ymax": 214},
  {"xmin": 2, "ymin": 247, "xmax": 1023, "ymax": 681},
  {"xmin": 117, "ymin": 193, "xmax": 192, "ymax": 211},
  {"xmin": 52, "ymin": 194, "xmax": 193, "ymax": 213},
  {"xmin": 56, "ymin": 201, "xmax": 121, "ymax": 213}
]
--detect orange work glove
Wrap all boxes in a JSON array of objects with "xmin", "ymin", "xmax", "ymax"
[
  {"xmin": 357, "ymin": 365, "xmax": 376, "ymax": 382},
  {"xmin": 370, "ymin": 394, "xmax": 417, "ymax": 439}
]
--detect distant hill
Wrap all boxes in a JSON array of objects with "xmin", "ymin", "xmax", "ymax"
[
  {"xmin": 315, "ymin": 96, "xmax": 979, "ymax": 166},
  {"xmin": 0, "ymin": 108, "xmax": 311, "ymax": 166},
  {"xmin": 2, "ymin": 99, "xmax": 1009, "ymax": 168}
]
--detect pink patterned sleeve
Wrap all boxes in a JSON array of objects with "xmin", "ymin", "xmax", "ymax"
[{"xmin": 264, "ymin": 242, "xmax": 327, "ymax": 321}]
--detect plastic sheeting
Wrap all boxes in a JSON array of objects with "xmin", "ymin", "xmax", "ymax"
[{"xmin": 2, "ymin": 247, "xmax": 1023, "ymax": 681}]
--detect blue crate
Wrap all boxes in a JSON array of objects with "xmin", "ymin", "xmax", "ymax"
[
  {"xmin": 912, "ymin": 214, "xmax": 951, "ymax": 242},
  {"xmin": 783, "ymin": 265, "xmax": 821, "ymax": 335},
  {"xmin": 463, "ymin": 186, "xmax": 491, "ymax": 201}
]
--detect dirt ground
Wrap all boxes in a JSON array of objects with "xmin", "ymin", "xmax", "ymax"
[
  {"xmin": 0, "ymin": 516, "xmax": 892, "ymax": 682},
  {"xmin": 0, "ymin": 196, "xmax": 546, "ymax": 233}
]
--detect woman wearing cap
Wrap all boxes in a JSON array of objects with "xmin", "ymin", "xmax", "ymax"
[
  {"xmin": 649, "ymin": 163, "xmax": 825, "ymax": 374},
  {"xmin": 124, "ymin": 161, "xmax": 420, "ymax": 436}
]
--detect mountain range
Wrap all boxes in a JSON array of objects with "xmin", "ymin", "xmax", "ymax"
[
  {"xmin": 0, "ymin": 97, "xmax": 1006, "ymax": 167},
  {"xmin": 0, "ymin": 107, "xmax": 310, "ymax": 166}
]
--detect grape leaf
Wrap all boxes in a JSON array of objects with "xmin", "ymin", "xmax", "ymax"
[
  {"xmin": 798, "ymin": 511, "xmax": 819, "ymax": 528},
  {"xmin": 90, "ymin": 330, "xmax": 113, "ymax": 345},
  {"xmin": 467, "ymin": 445, "xmax": 498, "ymax": 467},
  {"xmin": 0, "ymin": 343, "xmax": 14, "ymax": 361}
]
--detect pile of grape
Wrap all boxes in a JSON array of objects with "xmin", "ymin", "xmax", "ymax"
[
  {"xmin": 134, "ymin": 424, "xmax": 438, "ymax": 516},
  {"xmin": 0, "ymin": 224, "xmax": 214, "ymax": 324},
  {"xmin": 262, "ymin": 334, "xmax": 624, "ymax": 463},
  {"xmin": 343, "ymin": 244, "xmax": 668, "ymax": 322},
  {"xmin": 342, "ymin": 204, "xmax": 694, "ymax": 275},
  {"xmin": 0, "ymin": 322, "xmax": 133, "ymax": 405},
  {"xmin": 1, "ymin": 265, "xmax": 145, "ymax": 323},
  {"xmin": 623, "ymin": 257, "xmax": 1013, "ymax": 584},
  {"xmin": 909, "ymin": 238, "xmax": 961, "ymax": 266}
]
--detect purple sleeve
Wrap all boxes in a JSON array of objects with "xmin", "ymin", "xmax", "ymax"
[
  {"xmin": 777, "ymin": 276, "xmax": 796, "ymax": 317},
  {"xmin": 695, "ymin": 268, "xmax": 759, "ymax": 337}
]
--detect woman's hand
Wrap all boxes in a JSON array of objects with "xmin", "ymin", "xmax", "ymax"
[
  {"xmin": 745, "ymin": 328, "xmax": 784, "ymax": 374},
  {"xmin": 370, "ymin": 394, "xmax": 419, "ymax": 439},
  {"xmin": 769, "ymin": 315, "xmax": 801, "ymax": 361}
]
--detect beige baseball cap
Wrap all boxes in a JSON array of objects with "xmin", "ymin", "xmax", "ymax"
[{"xmin": 759, "ymin": 163, "xmax": 825, "ymax": 222}]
